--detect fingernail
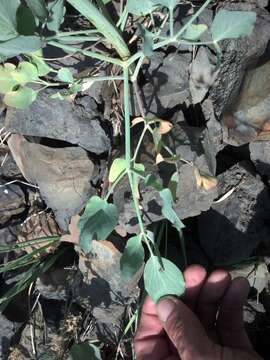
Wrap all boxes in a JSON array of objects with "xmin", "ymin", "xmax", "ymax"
[{"xmin": 156, "ymin": 298, "xmax": 175, "ymax": 322}]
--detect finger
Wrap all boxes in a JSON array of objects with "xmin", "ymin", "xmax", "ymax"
[
  {"xmin": 184, "ymin": 265, "xmax": 207, "ymax": 310},
  {"xmin": 197, "ymin": 269, "xmax": 231, "ymax": 331},
  {"xmin": 217, "ymin": 277, "xmax": 253, "ymax": 350},
  {"xmin": 134, "ymin": 296, "xmax": 171, "ymax": 360},
  {"xmin": 157, "ymin": 297, "xmax": 214, "ymax": 359}
]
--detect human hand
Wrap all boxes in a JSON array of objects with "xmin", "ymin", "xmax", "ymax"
[{"xmin": 134, "ymin": 265, "xmax": 262, "ymax": 360}]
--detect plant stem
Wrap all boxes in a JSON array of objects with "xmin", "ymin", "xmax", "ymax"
[
  {"xmin": 132, "ymin": 125, "xmax": 148, "ymax": 163},
  {"xmin": 130, "ymin": 54, "xmax": 145, "ymax": 82},
  {"xmin": 81, "ymin": 75, "xmax": 124, "ymax": 83},
  {"xmin": 66, "ymin": 0, "xmax": 130, "ymax": 60},
  {"xmin": 48, "ymin": 40, "xmax": 123, "ymax": 66},
  {"xmin": 169, "ymin": 7, "xmax": 174, "ymax": 37},
  {"xmin": 123, "ymin": 66, "xmax": 131, "ymax": 166},
  {"xmin": 47, "ymin": 29, "xmax": 100, "ymax": 38},
  {"xmin": 105, "ymin": 171, "xmax": 127, "ymax": 201}
]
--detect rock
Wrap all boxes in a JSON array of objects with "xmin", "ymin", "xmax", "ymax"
[
  {"xmin": 198, "ymin": 162, "xmax": 270, "ymax": 265},
  {"xmin": 210, "ymin": 3, "xmax": 270, "ymax": 117},
  {"xmin": 73, "ymin": 240, "xmax": 140, "ymax": 339},
  {"xmin": 189, "ymin": 47, "xmax": 218, "ymax": 104},
  {"xmin": 8, "ymin": 134, "xmax": 96, "ymax": 230},
  {"xmin": 131, "ymin": 52, "xmax": 191, "ymax": 117},
  {"xmin": 0, "ymin": 179, "xmax": 26, "ymax": 227},
  {"xmin": 5, "ymin": 89, "xmax": 111, "ymax": 155},
  {"xmin": 223, "ymin": 61, "xmax": 270, "ymax": 145},
  {"xmin": 0, "ymin": 313, "xmax": 23, "ymax": 359},
  {"xmin": 250, "ymin": 140, "xmax": 270, "ymax": 176}
]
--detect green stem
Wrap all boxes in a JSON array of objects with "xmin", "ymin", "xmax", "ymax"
[
  {"xmin": 123, "ymin": 66, "xmax": 131, "ymax": 165},
  {"xmin": 130, "ymin": 54, "xmax": 145, "ymax": 82},
  {"xmin": 48, "ymin": 40, "xmax": 123, "ymax": 66},
  {"xmin": 47, "ymin": 29, "xmax": 100, "ymax": 39},
  {"xmin": 81, "ymin": 75, "xmax": 124, "ymax": 83},
  {"xmin": 169, "ymin": 7, "xmax": 174, "ymax": 37},
  {"xmin": 66, "ymin": 0, "xmax": 130, "ymax": 60},
  {"xmin": 132, "ymin": 125, "xmax": 148, "ymax": 163}
]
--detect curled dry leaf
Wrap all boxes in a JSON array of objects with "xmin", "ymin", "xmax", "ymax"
[
  {"xmin": 157, "ymin": 120, "xmax": 173, "ymax": 134},
  {"xmin": 60, "ymin": 215, "xmax": 81, "ymax": 245},
  {"xmin": 194, "ymin": 167, "xmax": 218, "ymax": 191},
  {"xmin": 156, "ymin": 153, "xmax": 165, "ymax": 164},
  {"xmin": 131, "ymin": 117, "xmax": 145, "ymax": 127}
]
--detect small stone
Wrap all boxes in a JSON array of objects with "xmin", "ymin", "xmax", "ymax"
[
  {"xmin": 0, "ymin": 313, "xmax": 23, "ymax": 359},
  {"xmin": 250, "ymin": 141, "xmax": 270, "ymax": 176}
]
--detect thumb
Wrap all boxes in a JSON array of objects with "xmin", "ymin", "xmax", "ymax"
[{"xmin": 156, "ymin": 297, "xmax": 216, "ymax": 359}]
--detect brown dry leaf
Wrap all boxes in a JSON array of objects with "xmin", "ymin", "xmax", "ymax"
[
  {"xmin": 18, "ymin": 209, "xmax": 61, "ymax": 254},
  {"xmin": 156, "ymin": 153, "xmax": 164, "ymax": 164},
  {"xmin": 60, "ymin": 215, "xmax": 81, "ymax": 245},
  {"xmin": 131, "ymin": 117, "xmax": 145, "ymax": 127},
  {"xmin": 158, "ymin": 120, "xmax": 173, "ymax": 134},
  {"xmin": 194, "ymin": 167, "xmax": 217, "ymax": 190}
]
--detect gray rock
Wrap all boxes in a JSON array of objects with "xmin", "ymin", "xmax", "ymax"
[
  {"xmin": 0, "ymin": 313, "xmax": 23, "ymax": 360},
  {"xmin": 73, "ymin": 240, "xmax": 140, "ymax": 340},
  {"xmin": 5, "ymin": 89, "xmax": 111, "ymax": 154},
  {"xmin": 8, "ymin": 135, "xmax": 96, "ymax": 230},
  {"xmin": 210, "ymin": 3, "xmax": 270, "ymax": 117},
  {"xmin": 198, "ymin": 162, "xmax": 270, "ymax": 265},
  {"xmin": 250, "ymin": 141, "xmax": 270, "ymax": 176},
  {"xmin": 131, "ymin": 52, "xmax": 191, "ymax": 117}
]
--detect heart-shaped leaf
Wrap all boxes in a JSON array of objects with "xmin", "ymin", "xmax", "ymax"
[
  {"xmin": 0, "ymin": 0, "xmax": 20, "ymax": 41},
  {"xmin": 0, "ymin": 63, "xmax": 17, "ymax": 93},
  {"xmin": 57, "ymin": 68, "xmax": 74, "ymax": 83},
  {"xmin": 4, "ymin": 86, "xmax": 37, "ymax": 109},
  {"xmin": 120, "ymin": 235, "xmax": 144, "ymax": 279},
  {"xmin": 144, "ymin": 255, "xmax": 185, "ymax": 303},
  {"xmin": 211, "ymin": 9, "xmax": 256, "ymax": 43},
  {"xmin": 109, "ymin": 158, "xmax": 127, "ymax": 183},
  {"xmin": 12, "ymin": 62, "xmax": 39, "ymax": 84},
  {"xmin": 159, "ymin": 188, "xmax": 184, "ymax": 232},
  {"xmin": 68, "ymin": 342, "xmax": 101, "ymax": 360},
  {"xmin": 182, "ymin": 24, "xmax": 208, "ymax": 41},
  {"xmin": 28, "ymin": 50, "xmax": 51, "ymax": 76},
  {"xmin": 0, "ymin": 35, "xmax": 42, "ymax": 57},
  {"xmin": 78, "ymin": 196, "xmax": 118, "ymax": 254},
  {"xmin": 25, "ymin": 0, "xmax": 48, "ymax": 20},
  {"xmin": 16, "ymin": 4, "xmax": 36, "ymax": 36}
]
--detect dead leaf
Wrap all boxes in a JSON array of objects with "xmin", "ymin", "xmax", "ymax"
[
  {"xmin": 156, "ymin": 153, "xmax": 164, "ymax": 164},
  {"xmin": 194, "ymin": 167, "xmax": 217, "ymax": 190},
  {"xmin": 157, "ymin": 120, "xmax": 173, "ymax": 134},
  {"xmin": 60, "ymin": 215, "xmax": 81, "ymax": 245},
  {"xmin": 131, "ymin": 117, "xmax": 145, "ymax": 127}
]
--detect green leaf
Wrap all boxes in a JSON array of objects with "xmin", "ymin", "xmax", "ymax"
[
  {"xmin": 145, "ymin": 174, "xmax": 163, "ymax": 191},
  {"xmin": 120, "ymin": 235, "xmax": 144, "ymax": 279},
  {"xmin": 159, "ymin": 188, "xmax": 184, "ymax": 232},
  {"xmin": 0, "ymin": 35, "xmax": 42, "ymax": 57},
  {"xmin": 78, "ymin": 196, "xmax": 118, "ymax": 254},
  {"xmin": 25, "ymin": 0, "xmax": 48, "ymax": 20},
  {"xmin": 28, "ymin": 50, "xmax": 51, "ymax": 76},
  {"xmin": 126, "ymin": 0, "xmax": 157, "ymax": 16},
  {"xmin": 182, "ymin": 24, "xmax": 208, "ymax": 41},
  {"xmin": 168, "ymin": 172, "xmax": 178, "ymax": 201},
  {"xmin": 57, "ymin": 68, "xmax": 74, "ymax": 83},
  {"xmin": 144, "ymin": 256, "xmax": 185, "ymax": 303},
  {"xmin": 16, "ymin": 4, "xmax": 36, "ymax": 36},
  {"xmin": 211, "ymin": 9, "xmax": 256, "ymax": 43},
  {"xmin": 68, "ymin": 342, "xmax": 101, "ymax": 360},
  {"xmin": 69, "ymin": 83, "xmax": 82, "ymax": 95},
  {"xmin": 138, "ymin": 25, "xmax": 155, "ymax": 56},
  {"xmin": 12, "ymin": 62, "xmax": 39, "ymax": 84},
  {"xmin": 4, "ymin": 86, "xmax": 37, "ymax": 109},
  {"xmin": 109, "ymin": 158, "xmax": 127, "ymax": 183},
  {"xmin": 0, "ymin": 63, "xmax": 17, "ymax": 93},
  {"xmin": 47, "ymin": 0, "xmax": 65, "ymax": 32},
  {"xmin": 0, "ymin": 0, "xmax": 20, "ymax": 41}
]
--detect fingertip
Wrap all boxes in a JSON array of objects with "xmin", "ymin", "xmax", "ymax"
[
  {"xmin": 142, "ymin": 296, "xmax": 157, "ymax": 316},
  {"xmin": 184, "ymin": 265, "xmax": 207, "ymax": 288}
]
